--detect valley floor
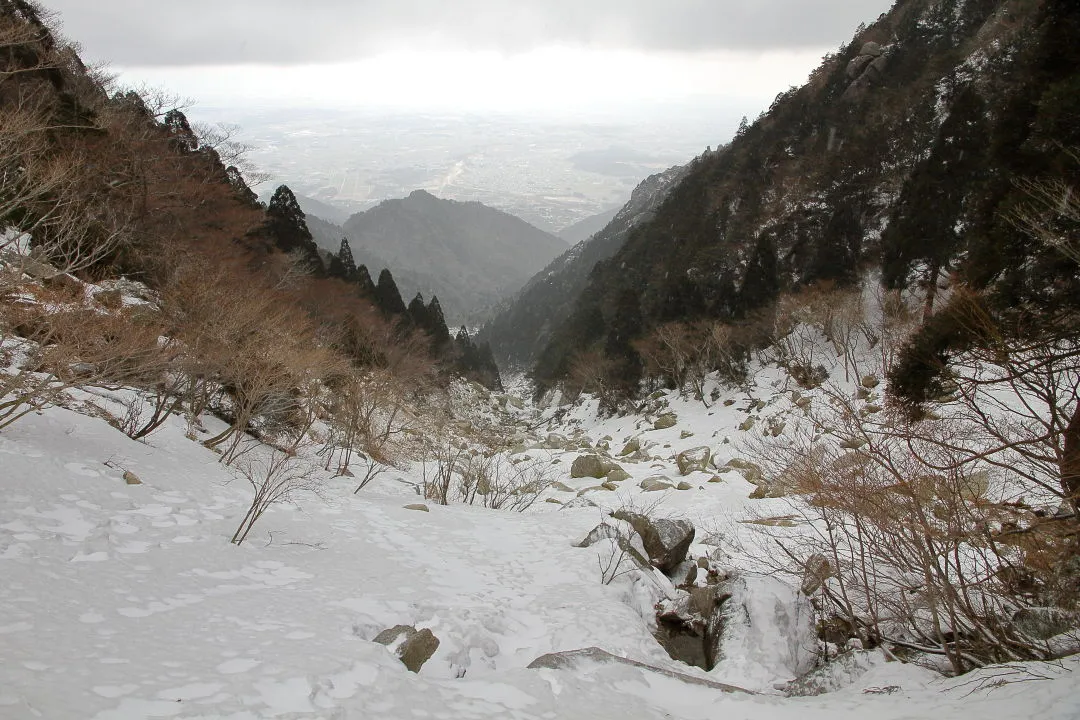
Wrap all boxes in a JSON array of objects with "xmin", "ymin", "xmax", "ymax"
[{"xmin": 1, "ymin": 386, "xmax": 1078, "ymax": 719}]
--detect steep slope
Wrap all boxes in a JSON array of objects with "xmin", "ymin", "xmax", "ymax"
[
  {"xmin": 479, "ymin": 166, "xmax": 688, "ymax": 368},
  {"xmin": 558, "ymin": 206, "xmax": 622, "ymax": 245},
  {"xmin": 533, "ymin": 0, "xmax": 1080, "ymax": 393},
  {"xmin": 342, "ymin": 190, "xmax": 568, "ymax": 325}
]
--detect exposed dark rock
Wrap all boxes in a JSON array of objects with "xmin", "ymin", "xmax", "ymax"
[{"xmin": 373, "ymin": 625, "xmax": 440, "ymax": 673}]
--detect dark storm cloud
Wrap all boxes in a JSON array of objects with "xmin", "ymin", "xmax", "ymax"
[{"xmin": 47, "ymin": 0, "xmax": 894, "ymax": 66}]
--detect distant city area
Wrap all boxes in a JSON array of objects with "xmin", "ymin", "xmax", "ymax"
[{"xmin": 195, "ymin": 105, "xmax": 740, "ymax": 232}]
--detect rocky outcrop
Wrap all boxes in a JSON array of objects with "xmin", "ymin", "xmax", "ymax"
[{"xmin": 842, "ymin": 43, "xmax": 890, "ymax": 102}]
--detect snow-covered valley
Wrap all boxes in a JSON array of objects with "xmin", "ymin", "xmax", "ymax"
[{"xmin": 2, "ymin": 363, "xmax": 1078, "ymax": 718}]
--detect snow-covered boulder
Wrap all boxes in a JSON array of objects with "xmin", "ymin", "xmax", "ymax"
[
  {"xmin": 611, "ymin": 510, "xmax": 694, "ymax": 574},
  {"xmin": 676, "ymin": 446, "xmax": 711, "ymax": 476}
]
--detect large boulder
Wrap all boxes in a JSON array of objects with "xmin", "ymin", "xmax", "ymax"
[
  {"xmin": 676, "ymin": 446, "xmax": 711, "ymax": 476},
  {"xmin": 373, "ymin": 625, "xmax": 440, "ymax": 673},
  {"xmin": 610, "ymin": 510, "xmax": 695, "ymax": 574},
  {"xmin": 571, "ymin": 454, "xmax": 621, "ymax": 479},
  {"xmin": 653, "ymin": 413, "xmax": 677, "ymax": 430}
]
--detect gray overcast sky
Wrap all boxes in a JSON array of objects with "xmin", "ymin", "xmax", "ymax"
[
  {"xmin": 48, "ymin": 1, "xmax": 893, "ymax": 66},
  {"xmin": 41, "ymin": 1, "xmax": 895, "ymax": 114}
]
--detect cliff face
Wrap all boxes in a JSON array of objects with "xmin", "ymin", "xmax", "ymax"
[{"xmin": 529, "ymin": 0, "xmax": 1080, "ymax": 391}]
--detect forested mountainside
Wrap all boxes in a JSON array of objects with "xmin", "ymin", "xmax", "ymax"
[
  {"xmin": 340, "ymin": 190, "xmax": 568, "ymax": 326},
  {"xmin": 530, "ymin": 0, "xmax": 1080, "ymax": 399},
  {"xmin": 479, "ymin": 165, "xmax": 687, "ymax": 368},
  {"xmin": 0, "ymin": 0, "xmax": 501, "ymax": 391}
]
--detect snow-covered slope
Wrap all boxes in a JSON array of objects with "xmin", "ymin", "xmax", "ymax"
[{"xmin": 2, "ymin": 375, "xmax": 1079, "ymax": 718}]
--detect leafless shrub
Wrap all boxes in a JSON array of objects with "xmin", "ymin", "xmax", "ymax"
[
  {"xmin": 230, "ymin": 447, "xmax": 324, "ymax": 546},
  {"xmin": 457, "ymin": 453, "xmax": 555, "ymax": 512},
  {"xmin": 745, "ymin": 380, "xmax": 1078, "ymax": 673}
]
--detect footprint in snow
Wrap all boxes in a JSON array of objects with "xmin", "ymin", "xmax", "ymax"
[
  {"xmin": 216, "ymin": 658, "xmax": 261, "ymax": 674},
  {"xmin": 64, "ymin": 462, "xmax": 101, "ymax": 477}
]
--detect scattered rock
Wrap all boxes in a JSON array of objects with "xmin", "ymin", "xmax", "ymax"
[
  {"xmin": 605, "ymin": 466, "xmax": 631, "ymax": 483},
  {"xmin": 373, "ymin": 625, "xmax": 440, "ymax": 673},
  {"xmin": 403, "ymin": 503, "xmax": 430, "ymax": 512},
  {"xmin": 653, "ymin": 414, "xmax": 677, "ymax": 430},
  {"xmin": 601, "ymin": 481, "xmax": 620, "ymax": 491},
  {"xmin": 860, "ymin": 374, "xmax": 880, "ymax": 389},
  {"xmin": 855, "ymin": 387, "xmax": 872, "ymax": 401},
  {"xmin": 544, "ymin": 433, "xmax": 568, "ymax": 449},
  {"xmin": 679, "ymin": 430, "xmax": 694, "ymax": 439},
  {"xmin": 676, "ymin": 446, "xmax": 711, "ymax": 476},
  {"xmin": 551, "ymin": 481, "xmax": 575, "ymax": 493},
  {"xmin": 676, "ymin": 481, "xmax": 694, "ymax": 491},
  {"xmin": 610, "ymin": 510, "xmax": 695, "ymax": 574},
  {"xmin": 559, "ymin": 496, "xmax": 599, "ymax": 510},
  {"xmin": 639, "ymin": 476, "xmax": 673, "ymax": 492},
  {"xmin": 618, "ymin": 437, "xmax": 641, "ymax": 456},
  {"xmin": 708, "ymin": 475, "xmax": 724, "ymax": 483},
  {"xmin": 738, "ymin": 417, "xmax": 756, "ymax": 432},
  {"xmin": 724, "ymin": 458, "xmax": 764, "ymax": 485},
  {"xmin": 860, "ymin": 41, "xmax": 883, "ymax": 57},
  {"xmin": 122, "ymin": 470, "xmax": 142, "ymax": 485}
]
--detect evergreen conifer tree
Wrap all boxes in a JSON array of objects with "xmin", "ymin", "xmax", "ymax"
[
  {"xmin": 374, "ymin": 268, "xmax": 407, "ymax": 316},
  {"xmin": 266, "ymin": 185, "xmax": 322, "ymax": 273}
]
